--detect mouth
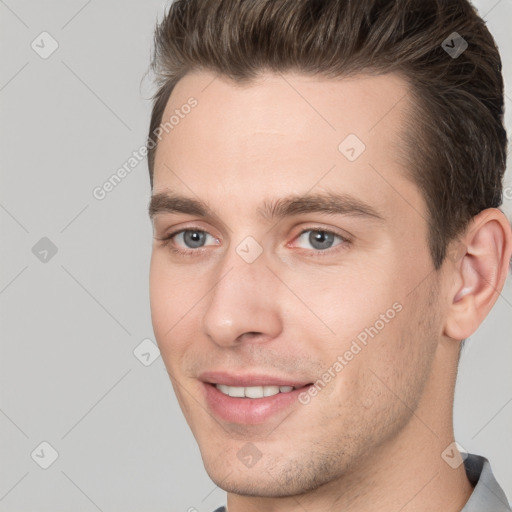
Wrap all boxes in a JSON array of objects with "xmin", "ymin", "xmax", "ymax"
[{"xmin": 199, "ymin": 372, "xmax": 313, "ymax": 425}]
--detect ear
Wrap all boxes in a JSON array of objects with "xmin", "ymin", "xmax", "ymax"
[{"xmin": 443, "ymin": 208, "xmax": 512, "ymax": 341}]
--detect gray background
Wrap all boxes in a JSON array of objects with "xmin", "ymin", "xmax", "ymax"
[{"xmin": 0, "ymin": 0, "xmax": 511, "ymax": 510}]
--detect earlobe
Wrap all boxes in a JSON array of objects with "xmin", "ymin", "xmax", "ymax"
[{"xmin": 443, "ymin": 208, "xmax": 512, "ymax": 341}]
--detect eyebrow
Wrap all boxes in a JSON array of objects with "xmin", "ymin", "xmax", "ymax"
[{"xmin": 148, "ymin": 191, "xmax": 385, "ymax": 224}]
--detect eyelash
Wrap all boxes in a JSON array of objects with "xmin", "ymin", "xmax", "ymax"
[{"xmin": 156, "ymin": 227, "xmax": 351, "ymax": 258}]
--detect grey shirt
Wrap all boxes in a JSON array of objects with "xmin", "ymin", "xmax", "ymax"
[
  {"xmin": 212, "ymin": 453, "xmax": 510, "ymax": 512},
  {"xmin": 462, "ymin": 454, "xmax": 510, "ymax": 511}
]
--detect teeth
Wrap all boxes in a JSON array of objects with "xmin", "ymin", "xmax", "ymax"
[
  {"xmin": 228, "ymin": 386, "xmax": 245, "ymax": 398},
  {"xmin": 215, "ymin": 384, "xmax": 296, "ymax": 398},
  {"xmin": 263, "ymin": 385, "xmax": 279, "ymax": 397},
  {"xmin": 216, "ymin": 384, "xmax": 232, "ymax": 396},
  {"xmin": 245, "ymin": 386, "xmax": 265, "ymax": 398}
]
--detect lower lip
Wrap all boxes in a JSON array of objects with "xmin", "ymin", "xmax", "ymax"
[{"xmin": 203, "ymin": 383, "xmax": 310, "ymax": 425}]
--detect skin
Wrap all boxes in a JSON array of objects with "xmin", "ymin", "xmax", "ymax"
[{"xmin": 148, "ymin": 70, "xmax": 512, "ymax": 511}]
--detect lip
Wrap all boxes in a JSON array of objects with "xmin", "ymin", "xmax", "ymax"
[
  {"xmin": 199, "ymin": 371, "xmax": 312, "ymax": 425},
  {"xmin": 199, "ymin": 370, "xmax": 311, "ymax": 388}
]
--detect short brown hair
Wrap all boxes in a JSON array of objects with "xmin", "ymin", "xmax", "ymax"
[{"xmin": 146, "ymin": 0, "xmax": 507, "ymax": 270}]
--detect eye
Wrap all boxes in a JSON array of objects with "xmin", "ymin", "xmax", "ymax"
[
  {"xmin": 156, "ymin": 229, "xmax": 219, "ymax": 255},
  {"xmin": 293, "ymin": 228, "xmax": 349, "ymax": 252}
]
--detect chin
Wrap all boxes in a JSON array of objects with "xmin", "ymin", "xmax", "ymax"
[
  {"xmin": 201, "ymin": 453, "xmax": 271, "ymax": 495},
  {"xmin": 202, "ymin": 451, "xmax": 334, "ymax": 498},
  {"xmin": 207, "ymin": 469, "xmax": 288, "ymax": 498}
]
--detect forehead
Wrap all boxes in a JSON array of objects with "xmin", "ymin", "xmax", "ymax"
[{"xmin": 152, "ymin": 70, "xmax": 423, "ymax": 227}]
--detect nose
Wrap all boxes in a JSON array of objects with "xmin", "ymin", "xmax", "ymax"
[{"xmin": 202, "ymin": 248, "xmax": 283, "ymax": 348}]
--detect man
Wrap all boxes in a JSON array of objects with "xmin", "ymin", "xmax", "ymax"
[{"xmin": 146, "ymin": 0, "xmax": 512, "ymax": 510}]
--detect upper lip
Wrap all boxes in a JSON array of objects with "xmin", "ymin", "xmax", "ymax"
[{"xmin": 199, "ymin": 371, "xmax": 311, "ymax": 388}]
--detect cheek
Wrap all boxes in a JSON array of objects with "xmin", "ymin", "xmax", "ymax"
[
  {"xmin": 300, "ymin": 275, "xmax": 412, "ymax": 401},
  {"xmin": 287, "ymin": 263, "xmax": 400, "ymax": 352},
  {"xmin": 149, "ymin": 255, "xmax": 193, "ymax": 361},
  {"xmin": 313, "ymin": 304, "xmax": 430, "ymax": 441},
  {"xmin": 356, "ymin": 299, "xmax": 437, "ymax": 413}
]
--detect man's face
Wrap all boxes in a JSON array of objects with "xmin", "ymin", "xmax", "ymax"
[{"xmin": 149, "ymin": 70, "xmax": 444, "ymax": 496}]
